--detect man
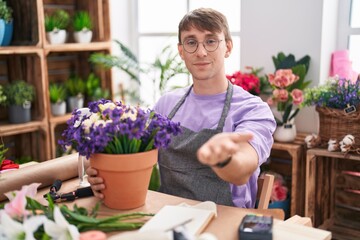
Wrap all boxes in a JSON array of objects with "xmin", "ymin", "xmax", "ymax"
[{"xmin": 87, "ymin": 8, "xmax": 276, "ymax": 208}]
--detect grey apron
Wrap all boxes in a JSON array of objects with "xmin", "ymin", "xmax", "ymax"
[{"xmin": 158, "ymin": 82, "xmax": 234, "ymax": 206}]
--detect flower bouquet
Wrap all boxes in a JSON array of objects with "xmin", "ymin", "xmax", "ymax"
[
  {"xmin": 0, "ymin": 183, "xmax": 154, "ymax": 239},
  {"xmin": 303, "ymin": 76, "xmax": 360, "ymax": 149},
  {"xmin": 267, "ymin": 52, "xmax": 311, "ymax": 127},
  {"xmin": 59, "ymin": 99, "xmax": 181, "ymax": 209},
  {"xmin": 226, "ymin": 66, "xmax": 270, "ymax": 96}
]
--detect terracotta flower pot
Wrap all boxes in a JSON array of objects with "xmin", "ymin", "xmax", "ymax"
[{"xmin": 90, "ymin": 149, "xmax": 158, "ymax": 210}]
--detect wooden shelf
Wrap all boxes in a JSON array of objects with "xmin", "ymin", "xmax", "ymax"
[
  {"xmin": 44, "ymin": 41, "xmax": 112, "ymax": 54},
  {"xmin": 0, "ymin": 47, "xmax": 43, "ymax": 55},
  {"xmin": 0, "ymin": 120, "xmax": 46, "ymax": 136},
  {"xmin": 0, "ymin": 0, "xmax": 112, "ymax": 161}
]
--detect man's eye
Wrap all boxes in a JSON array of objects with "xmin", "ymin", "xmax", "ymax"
[
  {"xmin": 206, "ymin": 39, "xmax": 217, "ymax": 45},
  {"xmin": 185, "ymin": 40, "xmax": 197, "ymax": 46}
]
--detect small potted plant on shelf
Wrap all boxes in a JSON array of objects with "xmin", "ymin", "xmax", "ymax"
[
  {"xmin": 45, "ymin": 9, "xmax": 70, "ymax": 44},
  {"xmin": 0, "ymin": 85, "xmax": 6, "ymax": 105},
  {"xmin": 0, "ymin": 0, "xmax": 13, "ymax": 46},
  {"xmin": 49, "ymin": 82, "xmax": 67, "ymax": 116},
  {"xmin": 85, "ymin": 73, "xmax": 110, "ymax": 101},
  {"xmin": 73, "ymin": 10, "xmax": 93, "ymax": 43},
  {"xmin": 65, "ymin": 76, "xmax": 86, "ymax": 112},
  {"xmin": 3, "ymin": 80, "xmax": 35, "ymax": 124}
]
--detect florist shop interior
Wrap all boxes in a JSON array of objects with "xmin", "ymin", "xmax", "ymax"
[{"xmin": 0, "ymin": 0, "xmax": 359, "ymax": 240}]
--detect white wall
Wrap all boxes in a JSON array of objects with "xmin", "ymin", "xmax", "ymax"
[{"xmin": 241, "ymin": 0, "xmax": 339, "ymax": 134}]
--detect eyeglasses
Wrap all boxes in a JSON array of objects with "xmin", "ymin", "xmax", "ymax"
[{"xmin": 180, "ymin": 39, "xmax": 223, "ymax": 54}]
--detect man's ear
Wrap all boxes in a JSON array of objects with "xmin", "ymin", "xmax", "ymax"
[
  {"xmin": 225, "ymin": 40, "xmax": 233, "ymax": 58},
  {"xmin": 178, "ymin": 44, "xmax": 185, "ymax": 59}
]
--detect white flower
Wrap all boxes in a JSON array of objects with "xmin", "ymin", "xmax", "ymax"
[
  {"xmin": 99, "ymin": 102, "xmax": 117, "ymax": 112},
  {"xmin": 44, "ymin": 207, "xmax": 80, "ymax": 240},
  {"xmin": 327, "ymin": 139, "xmax": 339, "ymax": 152},
  {"xmin": 120, "ymin": 106, "xmax": 138, "ymax": 121},
  {"xmin": 0, "ymin": 210, "xmax": 46, "ymax": 240},
  {"xmin": 341, "ymin": 134, "xmax": 355, "ymax": 146},
  {"xmin": 74, "ymin": 108, "xmax": 91, "ymax": 128}
]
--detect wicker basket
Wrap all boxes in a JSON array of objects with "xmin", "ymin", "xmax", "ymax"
[{"xmin": 316, "ymin": 106, "xmax": 360, "ymax": 148}]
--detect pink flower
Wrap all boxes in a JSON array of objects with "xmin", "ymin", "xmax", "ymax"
[
  {"xmin": 3, "ymin": 183, "xmax": 41, "ymax": 219},
  {"xmin": 271, "ymin": 179, "xmax": 288, "ymax": 202},
  {"xmin": 268, "ymin": 69, "xmax": 299, "ymax": 88},
  {"xmin": 291, "ymin": 89, "xmax": 304, "ymax": 105},
  {"xmin": 273, "ymin": 89, "xmax": 289, "ymax": 102}
]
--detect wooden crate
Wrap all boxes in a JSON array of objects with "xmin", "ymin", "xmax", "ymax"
[
  {"xmin": 43, "ymin": 0, "xmax": 111, "ymax": 44},
  {"xmin": 0, "ymin": 52, "xmax": 46, "ymax": 123},
  {"xmin": 305, "ymin": 149, "xmax": 360, "ymax": 240},
  {"xmin": 7, "ymin": 0, "xmax": 43, "ymax": 46},
  {"xmin": 1, "ymin": 129, "xmax": 50, "ymax": 163},
  {"xmin": 45, "ymin": 49, "xmax": 112, "ymax": 114}
]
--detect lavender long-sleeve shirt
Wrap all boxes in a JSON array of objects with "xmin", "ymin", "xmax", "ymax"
[{"xmin": 154, "ymin": 85, "xmax": 276, "ymax": 208}]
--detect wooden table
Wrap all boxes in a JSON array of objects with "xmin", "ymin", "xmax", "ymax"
[
  {"xmin": 305, "ymin": 148, "xmax": 360, "ymax": 239},
  {"xmin": 36, "ymin": 178, "xmax": 331, "ymax": 240},
  {"xmin": 271, "ymin": 133, "xmax": 308, "ymax": 216}
]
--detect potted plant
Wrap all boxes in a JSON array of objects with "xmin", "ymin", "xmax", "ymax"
[
  {"xmin": 303, "ymin": 76, "xmax": 360, "ymax": 149},
  {"xmin": 266, "ymin": 52, "xmax": 311, "ymax": 142},
  {"xmin": 65, "ymin": 76, "xmax": 85, "ymax": 112},
  {"xmin": 45, "ymin": 9, "xmax": 70, "ymax": 44},
  {"xmin": 0, "ymin": 85, "xmax": 6, "ymax": 105},
  {"xmin": 0, "ymin": 0, "xmax": 13, "ymax": 46},
  {"xmin": 59, "ymin": 99, "xmax": 182, "ymax": 210},
  {"xmin": 73, "ymin": 11, "xmax": 93, "ymax": 43},
  {"xmin": 85, "ymin": 73, "xmax": 110, "ymax": 101},
  {"xmin": 49, "ymin": 82, "xmax": 67, "ymax": 116},
  {"xmin": 3, "ymin": 80, "xmax": 35, "ymax": 124}
]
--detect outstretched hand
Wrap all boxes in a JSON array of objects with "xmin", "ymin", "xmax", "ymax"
[{"xmin": 197, "ymin": 132, "xmax": 253, "ymax": 167}]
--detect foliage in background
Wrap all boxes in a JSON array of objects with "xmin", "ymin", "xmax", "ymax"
[
  {"xmin": 0, "ymin": 142, "xmax": 8, "ymax": 167},
  {"xmin": 49, "ymin": 83, "xmax": 67, "ymax": 104},
  {"xmin": 149, "ymin": 45, "xmax": 189, "ymax": 101},
  {"xmin": 73, "ymin": 11, "xmax": 92, "ymax": 31},
  {"xmin": 85, "ymin": 73, "xmax": 110, "ymax": 101},
  {"xmin": 90, "ymin": 40, "xmax": 189, "ymax": 105},
  {"xmin": 267, "ymin": 52, "xmax": 311, "ymax": 126},
  {"xmin": 65, "ymin": 76, "xmax": 86, "ymax": 97},
  {"xmin": 3, "ymin": 80, "xmax": 35, "ymax": 106},
  {"xmin": 45, "ymin": 9, "xmax": 70, "ymax": 32},
  {"xmin": 303, "ymin": 76, "xmax": 360, "ymax": 109},
  {"xmin": 0, "ymin": 0, "xmax": 13, "ymax": 23},
  {"xmin": 0, "ymin": 85, "xmax": 6, "ymax": 105}
]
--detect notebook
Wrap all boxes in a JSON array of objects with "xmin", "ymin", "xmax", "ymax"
[{"xmin": 139, "ymin": 202, "xmax": 217, "ymax": 236}]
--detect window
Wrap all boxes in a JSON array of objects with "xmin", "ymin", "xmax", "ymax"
[
  {"xmin": 136, "ymin": 0, "xmax": 241, "ymax": 106},
  {"xmin": 338, "ymin": 0, "xmax": 360, "ymax": 72}
]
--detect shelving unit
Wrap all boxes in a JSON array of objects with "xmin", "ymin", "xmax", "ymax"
[{"xmin": 0, "ymin": 0, "xmax": 112, "ymax": 161}]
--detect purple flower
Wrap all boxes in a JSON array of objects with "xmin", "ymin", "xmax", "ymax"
[{"xmin": 59, "ymin": 100, "xmax": 182, "ymax": 158}]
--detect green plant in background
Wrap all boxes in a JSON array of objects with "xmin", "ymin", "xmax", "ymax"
[
  {"xmin": 0, "ymin": 85, "xmax": 6, "ymax": 105},
  {"xmin": 90, "ymin": 40, "xmax": 189, "ymax": 105},
  {"xmin": 73, "ymin": 11, "xmax": 92, "ymax": 31},
  {"xmin": 0, "ymin": 142, "xmax": 8, "ymax": 167},
  {"xmin": 65, "ymin": 76, "xmax": 86, "ymax": 97},
  {"xmin": 85, "ymin": 73, "xmax": 110, "ymax": 101},
  {"xmin": 0, "ymin": 0, "xmax": 12, "ymax": 23},
  {"xmin": 89, "ymin": 40, "xmax": 142, "ymax": 103},
  {"xmin": 149, "ymin": 44, "xmax": 189, "ymax": 100},
  {"xmin": 3, "ymin": 80, "xmax": 35, "ymax": 106},
  {"xmin": 49, "ymin": 83, "xmax": 67, "ymax": 103},
  {"xmin": 45, "ymin": 9, "xmax": 70, "ymax": 32}
]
